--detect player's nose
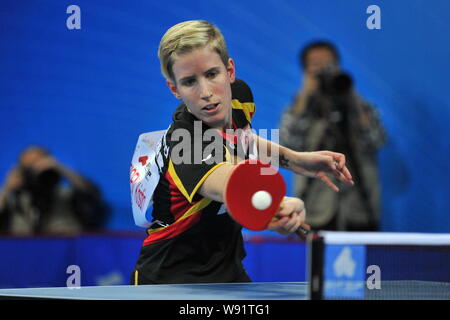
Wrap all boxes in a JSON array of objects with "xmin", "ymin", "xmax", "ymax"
[{"xmin": 199, "ymin": 79, "xmax": 213, "ymax": 100}]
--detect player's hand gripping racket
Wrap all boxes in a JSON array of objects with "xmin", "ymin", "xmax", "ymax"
[{"xmin": 224, "ymin": 159, "xmax": 310, "ymax": 238}]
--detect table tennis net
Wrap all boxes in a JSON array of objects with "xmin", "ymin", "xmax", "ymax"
[{"xmin": 307, "ymin": 232, "xmax": 450, "ymax": 300}]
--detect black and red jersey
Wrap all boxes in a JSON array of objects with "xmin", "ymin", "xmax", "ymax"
[{"xmin": 133, "ymin": 79, "xmax": 256, "ymax": 284}]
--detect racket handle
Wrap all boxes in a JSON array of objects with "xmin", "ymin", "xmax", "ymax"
[{"xmin": 295, "ymin": 226, "xmax": 310, "ymax": 239}]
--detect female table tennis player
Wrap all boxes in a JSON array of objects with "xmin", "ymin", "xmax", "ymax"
[{"xmin": 132, "ymin": 20, "xmax": 353, "ymax": 285}]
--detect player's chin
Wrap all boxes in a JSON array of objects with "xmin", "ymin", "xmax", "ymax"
[{"xmin": 202, "ymin": 113, "xmax": 228, "ymax": 128}]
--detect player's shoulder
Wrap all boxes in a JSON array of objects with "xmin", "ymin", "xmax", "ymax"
[
  {"xmin": 231, "ymin": 79, "xmax": 255, "ymax": 125},
  {"xmin": 231, "ymin": 79, "xmax": 254, "ymax": 103}
]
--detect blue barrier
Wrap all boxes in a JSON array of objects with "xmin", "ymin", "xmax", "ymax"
[{"xmin": 0, "ymin": 233, "xmax": 307, "ymax": 288}]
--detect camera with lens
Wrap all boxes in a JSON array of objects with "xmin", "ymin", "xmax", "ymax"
[
  {"xmin": 22, "ymin": 167, "xmax": 61, "ymax": 191},
  {"xmin": 316, "ymin": 66, "xmax": 353, "ymax": 96}
]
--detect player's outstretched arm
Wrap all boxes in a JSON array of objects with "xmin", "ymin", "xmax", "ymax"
[
  {"xmin": 198, "ymin": 163, "xmax": 236, "ymax": 203},
  {"xmin": 256, "ymin": 136, "xmax": 354, "ymax": 192}
]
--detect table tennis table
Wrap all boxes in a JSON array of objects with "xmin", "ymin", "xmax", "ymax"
[
  {"xmin": 0, "ymin": 281, "xmax": 448, "ymax": 300},
  {"xmin": 0, "ymin": 282, "xmax": 307, "ymax": 300}
]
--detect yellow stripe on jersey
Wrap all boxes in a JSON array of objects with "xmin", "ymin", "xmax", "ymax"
[
  {"xmin": 148, "ymin": 197, "xmax": 212, "ymax": 234},
  {"xmin": 168, "ymin": 159, "xmax": 230, "ymax": 203},
  {"xmin": 168, "ymin": 159, "xmax": 191, "ymax": 201},
  {"xmin": 178, "ymin": 197, "xmax": 212, "ymax": 221},
  {"xmin": 231, "ymin": 99, "xmax": 255, "ymax": 123},
  {"xmin": 189, "ymin": 162, "xmax": 229, "ymax": 202}
]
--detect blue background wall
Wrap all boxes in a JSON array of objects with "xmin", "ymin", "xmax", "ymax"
[
  {"xmin": 0, "ymin": 234, "xmax": 307, "ymax": 288},
  {"xmin": 1, "ymin": 0, "xmax": 449, "ymax": 234}
]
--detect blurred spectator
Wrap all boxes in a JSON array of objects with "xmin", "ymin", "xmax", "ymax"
[
  {"xmin": 280, "ymin": 41, "xmax": 386, "ymax": 231},
  {"xmin": 0, "ymin": 146, "xmax": 109, "ymax": 235}
]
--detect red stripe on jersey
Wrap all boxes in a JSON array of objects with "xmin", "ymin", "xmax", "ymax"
[
  {"xmin": 166, "ymin": 171, "xmax": 191, "ymax": 221},
  {"xmin": 218, "ymin": 123, "xmax": 252, "ymax": 146},
  {"xmin": 232, "ymin": 118, "xmax": 237, "ymax": 129},
  {"xmin": 142, "ymin": 212, "xmax": 202, "ymax": 246},
  {"xmin": 141, "ymin": 169, "xmax": 203, "ymax": 246},
  {"xmin": 218, "ymin": 129, "xmax": 238, "ymax": 145}
]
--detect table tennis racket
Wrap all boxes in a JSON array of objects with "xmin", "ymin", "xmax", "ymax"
[{"xmin": 224, "ymin": 159, "xmax": 310, "ymax": 237}]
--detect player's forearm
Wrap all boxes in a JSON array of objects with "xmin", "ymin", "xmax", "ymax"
[
  {"xmin": 198, "ymin": 163, "xmax": 236, "ymax": 203},
  {"xmin": 256, "ymin": 136, "xmax": 292, "ymax": 169}
]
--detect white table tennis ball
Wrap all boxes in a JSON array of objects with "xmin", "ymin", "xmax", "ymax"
[{"xmin": 251, "ymin": 190, "xmax": 272, "ymax": 210}]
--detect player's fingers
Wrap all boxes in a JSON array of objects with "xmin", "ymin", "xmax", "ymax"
[
  {"xmin": 339, "ymin": 171, "xmax": 354, "ymax": 185},
  {"xmin": 317, "ymin": 151, "xmax": 341, "ymax": 167},
  {"xmin": 301, "ymin": 222, "xmax": 311, "ymax": 232},
  {"xmin": 286, "ymin": 207, "xmax": 307, "ymax": 233},
  {"xmin": 282, "ymin": 213, "xmax": 300, "ymax": 233},
  {"xmin": 334, "ymin": 153, "xmax": 346, "ymax": 170},
  {"xmin": 276, "ymin": 204, "xmax": 290, "ymax": 217},
  {"xmin": 277, "ymin": 198, "xmax": 304, "ymax": 216},
  {"xmin": 291, "ymin": 217, "xmax": 305, "ymax": 234},
  {"xmin": 332, "ymin": 168, "xmax": 347, "ymax": 182},
  {"xmin": 298, "ymin": 208, "xmax": 306, "ymax": 223},
  {"xmin": 324, "ymin": 155, "xmax": 337, "ymax": 171},
  {"xmin": 340, "ymin": 166, "xmax": 354, "ymax": 183},
  {"xmin": 320, "ymin": 152, "xmax": 353, "ymax": 179},
  {"xmin": 319, "ymin": 174, "xmax": 339, "ymax": 192},
  {"xmin": 267, "ymin": 216, "xmax": 289, "ymax": 231},
  {"xmin": 325, "ymin": 152, "xmax": 354, "ymax": 184},
  {"xmin": 332, "ymin": 166, "xmax": 354, "ymax": 186},
  {"xmin": 328, "ymin": 151, "xmax": 346, "ymax": 169}
]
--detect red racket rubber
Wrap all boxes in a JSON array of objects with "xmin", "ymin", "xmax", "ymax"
[{"xmin": 224, "ymin": 160, "xmax": 286, "ymax": 231}]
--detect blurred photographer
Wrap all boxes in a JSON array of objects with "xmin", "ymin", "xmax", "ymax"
[
  {"xmin": 280, "ymin": 41, "xmax": 386, "ymax": 231},
  {"xmin": 0, "ymin": 146, "xmax": 109, "ymax": 235}
]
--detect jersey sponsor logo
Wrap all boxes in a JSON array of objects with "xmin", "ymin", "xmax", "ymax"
[
  {"xmin": 134, "ymin": 182, "xmax": 147, "ymax": 211},
  {"xmin": 130, "ymin": 129, "xmax": 168, "ymax": 227}
]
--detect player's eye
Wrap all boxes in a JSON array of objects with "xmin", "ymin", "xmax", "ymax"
[
  {"xmin": 181, "ymin": 78, "xmax": 196, "ymax": 87},
  {"xmin": 205, "ymin": 69, "xmax": 219, "ymax": 79}
]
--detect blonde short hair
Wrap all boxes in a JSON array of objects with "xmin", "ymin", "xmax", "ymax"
[{"xmin": 158, "ymin": 20, "xmax": 229, "ymax": 81}]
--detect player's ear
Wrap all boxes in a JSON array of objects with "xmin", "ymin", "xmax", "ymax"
[
  {"xmin": 166, "ymin": 79, "xmax": 181, "ymax": 99},
  {"xmin": 226, "ymin": 58, "xmax": 236, "ymax": 83}
]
